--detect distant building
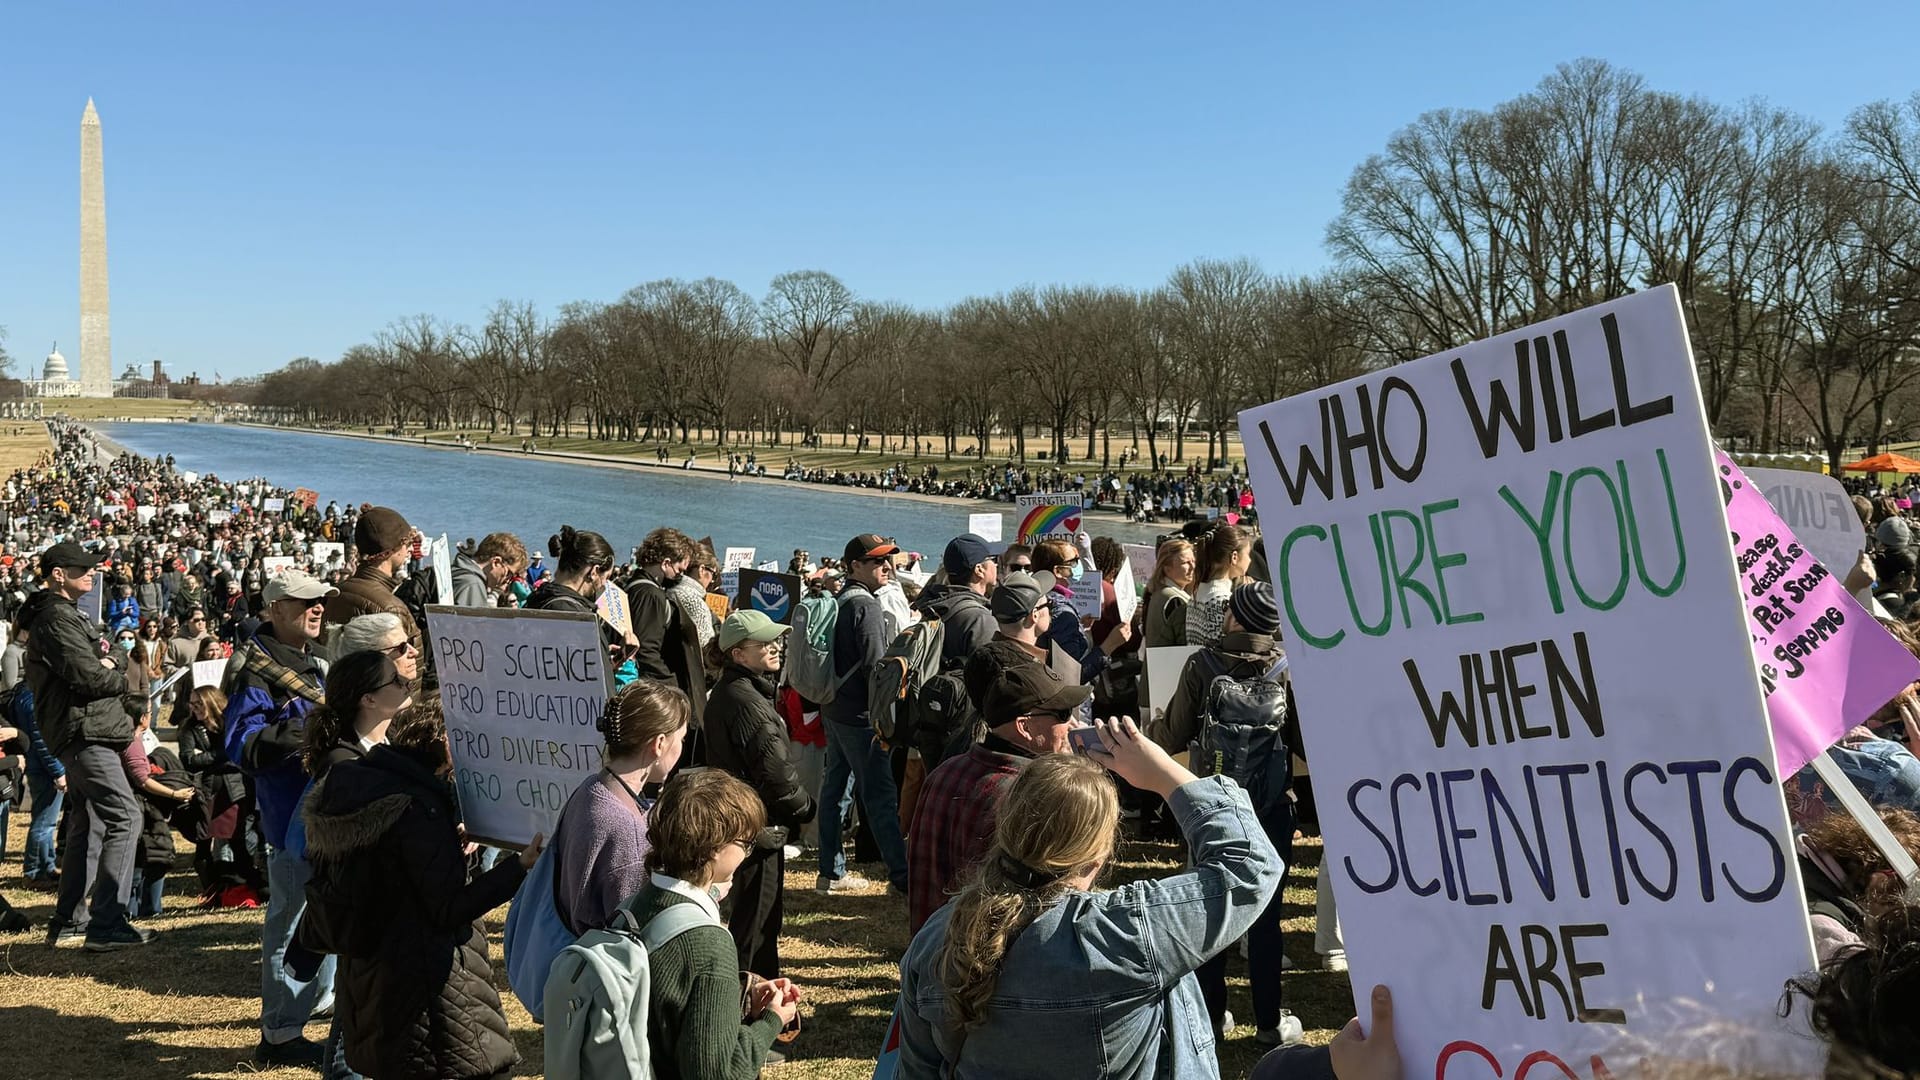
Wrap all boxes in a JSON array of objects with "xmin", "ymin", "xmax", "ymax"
[
  {"xmin": 23, "ymin": 345, "xmax": 83, "ymax": 398},
  {"xmin": 114, "ymin": 358, "xmax": 171, "ymax": 398}
]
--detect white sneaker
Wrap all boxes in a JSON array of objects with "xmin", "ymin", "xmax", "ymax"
[
  {"xmin": 1254, "ymin": 1012, "xmax": 1305, "ymax": 1047},
  {"xmin": 1324, "ymin": 950, "xmax": 1348, "ymax": 973},
  {"xmin": 814, "ymin": 871, "xmax": 872, "ymax": 894}
]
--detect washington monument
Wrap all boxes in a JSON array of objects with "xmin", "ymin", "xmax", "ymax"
[{"xmin": 78, "ymin": 98, "xmax": 111, "ymax": 397}]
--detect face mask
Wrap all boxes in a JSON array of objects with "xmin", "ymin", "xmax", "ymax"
[
  {"xmin": 116, "ymin": 638, "xmax": 136, "ymax": 652},
  {"xmin": 707, "ymin": 880, "xmax": 732, "ymax": 903},
  {"xmin": 1068, "ymin": 562, "xmax": 1085, "ymax": 582}
]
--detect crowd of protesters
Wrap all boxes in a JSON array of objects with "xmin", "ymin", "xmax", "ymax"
[{"xmin": 2, "ymin": 418, "xmax": 1920, "ymax": 1080}]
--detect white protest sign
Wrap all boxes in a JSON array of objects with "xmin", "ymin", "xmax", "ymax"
[
  {"xmin": 167, "ymin": 502, "xmax": 188, "ymax": 517},
  {"xmin": 1113, "ymin": 554, "xmax": 1138, "ymax": 624},
  {"xmin": 968, "ymin": 513, "xmax": 1003, "ymax": 544},
  {"xmin": 262, "ymin": 556, "xmax": 295, "ymax": 577},
  {"xmin": 1015, "ymin": 492, "xmax": 1083, "ymax": 543},
  {"xmin": 426, "ymin": 606, "xmax": 610, "ymax": 847},
  {"xmin": 756, "ymin": 560, "xmax": 780, "ymax": 572},
  {"xmin": 179, "ymin": 470, "xmax": 198, "ymax": 484},
  {"xmin": 263, "ymin": 497, "xmax": 285, "ymax": 512},
  {"xmin": 428, "ymin": 534, "xmax": 453, "ymax": 603},
  {"xmin": 1142, "ymin": 644, "xmax": 1199, "ymax": 733},
  {"xmin": 206, "ymin": 509, "xmax": 230, "ymax": 526},
  {"xmin": 192, "ymin": 658, "xmax": 228, "ymax": 689},
  {"xmin": 1747, "ymin": 467, "xmax": 1864, "ymax": 577},
  {"xmin": 1238, "ymin": 286, "xmax": 1816, "ymax": 1076},
  {"xmin": 1123, "ymin": 541, "xmax": 1157, "ymax": 588},
  {"xmin": 312, "ymin": 541, "xmax": 345, "ymax": 568},
  {"xmin": 723, "ymin": 547, "xmax": 756, "ymax": 571}
]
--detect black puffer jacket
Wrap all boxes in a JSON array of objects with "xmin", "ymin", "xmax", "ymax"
[
  {"xmin": 21, "ymin": 588, "xmax": 140, "ymax": 757},
  {"xmin": 302, "ymin": 745, "xmax": 526, "ymax": 1080},
  {"xmin": 704, "ymin": 663, "xmax": 815, "ymax": 848}
]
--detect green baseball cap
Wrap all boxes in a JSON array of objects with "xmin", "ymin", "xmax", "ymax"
[{"xmin": 718, "ymin": 609, "xmax": 791, "ymax": 651}]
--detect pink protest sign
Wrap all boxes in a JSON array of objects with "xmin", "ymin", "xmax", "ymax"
[{"xmin": 1721, "ymin": 453, "xmax": 1920, "ymax": 774}]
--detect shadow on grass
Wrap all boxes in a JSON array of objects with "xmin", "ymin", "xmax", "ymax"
[{"xmin": 5, "ymin": 1004, "xmax": 263, "ymax": 1079}]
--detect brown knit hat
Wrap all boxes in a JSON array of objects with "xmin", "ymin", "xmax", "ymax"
[{"xmin": 354, "ymin": 504, "xmax": 414, "ymax": 555}]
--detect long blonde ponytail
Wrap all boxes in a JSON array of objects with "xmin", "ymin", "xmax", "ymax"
[{"xmin": 937, "ymin": 754, "xmax": 1119, "ymax": 1030}]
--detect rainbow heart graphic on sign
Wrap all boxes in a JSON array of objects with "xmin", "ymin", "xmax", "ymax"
[{"xmin": 1018, "ymin": 504, "xmax": 1082, "ymax": 543}]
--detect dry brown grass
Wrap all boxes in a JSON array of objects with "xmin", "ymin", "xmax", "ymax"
[
  {"xmin": 0, "ymin": 426, "xmax": 51, "ymax": 475},
  {"xmin": 0, "ymin": 805, "xmax": 1350, "ymax": 1080},
  {"xmin": 50, "ymin": 399, "xmax": 211, "ymax": 421}
]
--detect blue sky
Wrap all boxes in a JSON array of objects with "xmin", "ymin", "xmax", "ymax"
[{"xmin": 3, "ymin": 1, "xmax": 1918, "ymax": 381}]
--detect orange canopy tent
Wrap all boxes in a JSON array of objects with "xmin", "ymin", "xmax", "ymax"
[{"xmin": 1844, "ymin": 452, "xmax": 1920, "ymax": 473}]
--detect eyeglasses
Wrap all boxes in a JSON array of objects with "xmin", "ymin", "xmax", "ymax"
[
  {"xmin": 384, "ymin": 640, "xmax": 417, "ymax": 657},
  {"xmin": 1006, "ymin": 562, "xmax": 1032, "ymax": 572}
]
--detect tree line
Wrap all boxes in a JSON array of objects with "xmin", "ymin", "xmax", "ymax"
[{"xmin": 245, "ymin": 60, "xmax": 1920, "ymax": 471}]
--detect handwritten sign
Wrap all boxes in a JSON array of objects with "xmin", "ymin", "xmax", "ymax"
[
  {"xmin": 425, "ymin": 606, "xmax": 611, "ymax": 847},
  {"xmin": 292, "ymin": 487, "xmax": 320, "ymax": 512},
  {"xmin": 723, "ymin": 547, "xmax": 757, "ymax": 571},
  {"xmin": 312, "ymin": 541, "xmax": 345, "ymax": 568},
  {"xmin": 1015, "ymin": 493, "xmax": 1082, "ymax": 544},
  {"xmin": 262, "ymin": 497, "xmax": 285, "ymax": 512},
  {"xmin": 206, "ymin": 509, "xmax": 230, "ymax": 526},
  {"xmin": 1747, "ymin": 467, "xmax": 1865, "ymax": 579},
  {"xmin": 1238, "ymin": 286, "xmax": 1817, "ymax": 1076},
  {"xmin": 968, "ymin": 513, "xmax": 1003, "ymax": 544},
  {"xmin": 262, "ymin": 556, "xmax": 295, "ymax": 577},
  {"xmin": 1722, "ymin": 453, "xmax": 1920, "ymax": 774},
  {"xmin": 596, "ymin": 583, "xmax": 633, "ymax": 637},
  {"xmin": 192, "ymin": 658, "xmax": 228, "ymax": 689}
]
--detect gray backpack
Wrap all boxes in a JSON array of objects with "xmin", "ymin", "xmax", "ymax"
[{"xmin": 542, "ymin": 903, "xmax": 711, "ymax": 1080}]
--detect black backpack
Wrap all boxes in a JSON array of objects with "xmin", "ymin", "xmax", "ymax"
[
  {"xmin": 1190, "ymin": 650, "xmax": 1291, "ymax": 819},
  {"xmin": 394, "ymin": 571, "xmax": 439, "ymax": 675},
  {"xmin": 911, "ymin": 665, "xmax": 977, "ymax": 769}
]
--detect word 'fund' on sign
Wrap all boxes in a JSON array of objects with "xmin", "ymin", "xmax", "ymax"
[
  {"xmin": 1256, "ymin": 311, "xmax": 1675, "ymax": 509},
  {"xmin": 1236, "ymin": 286, "xmax": 1818, "ymax": 1080}
]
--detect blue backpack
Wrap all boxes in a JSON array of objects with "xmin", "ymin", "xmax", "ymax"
[
  {"xmin": 505, "ymin": 823, "xmax": 575, "ymax": 1023},
  {"xmin": 785, "ymin": 593, "xmax": 845, "ymax": 704}
]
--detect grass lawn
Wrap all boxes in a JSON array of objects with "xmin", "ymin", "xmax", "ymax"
[
  {"xmin": 49, "ymin": 399, "xmax": 213, "ymax": 422},
  {"xmin": 0, "ymin": 782, "xmax": 1350, "ymax": 1079},
  {"xmin": 0, "ymin": 425, "xmax": 50, "ymax": 475}
]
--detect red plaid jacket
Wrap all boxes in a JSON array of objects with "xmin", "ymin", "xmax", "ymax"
[{"xmin": 907, "ymin": 740, "xmax": 1028, "ymax": 934}]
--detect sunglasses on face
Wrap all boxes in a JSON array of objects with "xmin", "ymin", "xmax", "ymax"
[
  {"xmin": 1007, "ymin": 562, "xmax": 1032, "ymax": 572},
  {"xmin": 384, "ymin": 641, "xmax": 417, "ymax": 657}
]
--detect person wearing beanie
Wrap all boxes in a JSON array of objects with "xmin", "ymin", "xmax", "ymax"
[
  {"xmin": 1147, "ymin": 579, "xmax": 1302, "ymax": 1048},
  {"xmin": 321, "ymin": 504, "xmax": 421, "ymax": 656}
]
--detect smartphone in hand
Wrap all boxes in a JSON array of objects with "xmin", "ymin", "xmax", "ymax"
[{"xmin": 1068, "ymin": 726, "xmax": 1108, "ymax": 756}]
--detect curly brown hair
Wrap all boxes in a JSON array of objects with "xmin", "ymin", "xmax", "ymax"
[
  {"xmin": 644, "ymin": 769, "xmax": 765, "ymax": 881},
  {"xmin": 636, "ymin": 527, "xmax": 697, "ymax": 570}
]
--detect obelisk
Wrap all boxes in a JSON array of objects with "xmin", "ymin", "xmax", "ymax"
[{"xmin": 78, "ymin": 98, "xmax": 111, "ymax": 397}]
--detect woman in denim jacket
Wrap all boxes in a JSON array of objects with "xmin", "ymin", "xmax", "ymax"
[{"xmin": 897, "ymin": 716, "xmax": 1281, "ymax": 1079}]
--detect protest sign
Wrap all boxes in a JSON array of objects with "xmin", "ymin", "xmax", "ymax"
[
  {"xmin": 704, "ymin": 591, "xmax": 731, "ymax": 624},
  {"xmin": 428, "ymin": 534, "xmax": 453, "ymax": 603},
  {"xmin": 1237, "ymin": 286, "xmax": 1817, "ymax": 1075},
  {"xmin": 293, "ymin": 487, "xmax": 320, "ymax": 511},
  {"xmin": 262, "ymin": 556, "xmax": 295, "ymax": 577},
  {"xmin": 756, "ymin": 560, "xmax": 780, "ymax": 572},
  {"xmin": 426, "ymin": 606, "xmax": 610, "ymax": 847},
  {"xmin": 206, "ymin": 509, "xmax": 230, "ymax": 526},
  {"xmin": 1721, "ymin": 452, "xmax": 1920, "ymax": 775},
  {"xmin": 312, "ymin": 541, "xmax": 345, "ymax": 568},
  {"xmin": 1058, "ymin": 572, "xmax": 1103, "ymax": 621},
  {"xmin": 1014, "ymin": 493, "xmax": 1083, "ymax": 543},
  {"xmin": 79, "ymin": 575, "xmax": 105, "ymax": 625},
  {"xmin": 262, "ymin": 497, "xmax": 285, "ymax": 512},
  {"xmin": 1141, "ymin": 645, "xmax": 1199, "ymax": 733},
  {"xmin": 167, "ymin": 502, "xmax": 189, "ymax": 517},
  {"xmin": 720, "ymin": 570, "xmax": 739, "ymax": 598},
  {"xmin": 179, "ymin": 470, "xmax": 198, "ymax": 484},
  {"xmin": 1113, "ymin": 554, "xmax": 1138, "ymax": 624},
  {"xmin": 1747, "ymin": 467, "xmax": 1864, "ymax": 578},
  {"xmin": 736, "ymin": 569, "xmax": 801, "ymax": 625},
  {"xmin": 968, "ymin": 513, "xmax": 1003, "ymax": 544},
  {"xmin": 596, "ymin": 583, "xmax": 632, "ymax": 637},
  {"xmin": 723, "ymin": 547, "xmax": 756, "ymax": 571},
  {"xmin": 1123, "ymin": 541, "xmax": 1157, "ymax": 590},
  {"xmin": 192, "ymin": 658, "xmax": 228, "ymax": 689}
]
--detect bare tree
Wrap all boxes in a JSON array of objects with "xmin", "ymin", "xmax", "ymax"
[{"xmin": 762, "ymin": 271, "xmax": 858, "ymax": 437}]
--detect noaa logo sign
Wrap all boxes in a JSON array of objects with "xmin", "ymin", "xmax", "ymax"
[{"xmin": 750, "ymin": 576, "xmax": 792, "ymax": 622}]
